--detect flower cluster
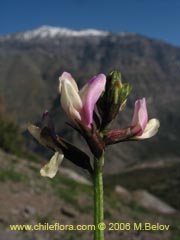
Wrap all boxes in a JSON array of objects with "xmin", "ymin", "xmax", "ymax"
[{"xmin": 28, "ymin": 70, "xmax": 160, "ymax": 178}]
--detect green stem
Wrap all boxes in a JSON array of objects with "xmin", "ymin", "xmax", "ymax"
[{"xmin": 94, "ymin": 152, "xmax": 104, "ymax": 240}]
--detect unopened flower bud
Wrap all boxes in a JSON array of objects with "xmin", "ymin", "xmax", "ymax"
[{"xmin": 97, "ymin": 70, "xmax": 132, "ymax": 130}]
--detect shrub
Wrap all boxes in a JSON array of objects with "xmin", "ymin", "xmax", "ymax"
[{"xmin": 0, "ymin": 119, "xmax": 25, "ymax": 156}]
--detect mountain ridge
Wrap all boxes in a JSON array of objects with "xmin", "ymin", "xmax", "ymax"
[
  {"xmin": 1, "ymin": 26, "xmax": 179, "ymax": 48},
  {"xmin": 0, "ymin": 26, "xmax": 109, "ymax": 41},
  {"xmin": 0, "ymin": 25, "xmax": 138, "ymax": 41}
]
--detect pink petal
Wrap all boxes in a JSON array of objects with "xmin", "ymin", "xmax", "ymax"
[
  {"xmin": 131, "ymin": 98, "xmax": 148, "ymax": 135},
  {"xmin": 79, "ymin": 74, "xmax": 106, "ymax": 127},
  {"xmin": 138, "ymin": 98, "xmax": 148, "ymax": 130}
]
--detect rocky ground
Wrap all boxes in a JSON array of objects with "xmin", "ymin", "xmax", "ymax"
[{"xmin": 0, "ymin": 149, "xmax": 179, "ymax": 240}]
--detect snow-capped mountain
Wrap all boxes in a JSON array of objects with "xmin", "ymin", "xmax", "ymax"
[
  {"xmin": 0, "ymin": 26, "xmax": 109, "ymax": 41},
  {"xmin": 0, "ymin": 26, "xmax": 137, "ymax": 43}
]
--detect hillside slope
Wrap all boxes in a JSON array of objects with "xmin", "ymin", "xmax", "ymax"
[{"xmin": 0, "ymin": 149, "xmax": 179, "ymax": 240}]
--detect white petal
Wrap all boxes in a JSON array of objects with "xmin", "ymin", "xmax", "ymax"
[
  {"xmin": 27, "ymin": 123, "xmax": 45, "ymax": 146},
  {"xmin": 61, "ymin": 79, "xmax": 82, "ymax": 120},
  {"xmin": 135, "ymin": 118, "xmax": 160, "ymax": 139},
  {"xmin": 40, "ymin": 152, "xmax": 64, "ymax": 178},
  {"xmin": 27, "ymin": 123, "xmax": 58, "ymax": 150},
  {"xmin": 68, "ymin": 103, "xmax": 81, "ymax": 121},
  {"xmin": 59, "ymin": 72, "xmax": 79, "ymax": 93}
]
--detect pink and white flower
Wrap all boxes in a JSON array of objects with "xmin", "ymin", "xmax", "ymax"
[
  {"xmin": 59, "ymin": 72, "xmax": 106, "ymax": 127},
  {"xmin": 131, "ymin": 98, "xmax": 160, "ymax": 139}
]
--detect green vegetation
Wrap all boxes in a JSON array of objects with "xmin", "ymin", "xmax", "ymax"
[
  {"xmin": 37, "ymin": 214, "xmax": 51, "ymax": 224},
  {"xmin": 0, "ymin": 119, "xmax": 25, "ymax": 156},
  {"xmin": 0, "ymin": 168, "xmax": 27, "ymax": 182},
  {"xmin": 50, "ymin": 175, "xmax": 93, "ymax": 211},
  {"xmin": 0, "ymin": 118, "xmax": 40, "ymax": 163},
  {"xmin": 172, "ymin": 233, "xmax": 180, "ymax": 240},
  {"xmin": 128, "ymin": 201, "xmax": 149, "ymax": 214}
]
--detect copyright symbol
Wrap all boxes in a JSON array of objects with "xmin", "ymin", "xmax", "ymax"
[{"xmin": 98, "ymin": 222, "xmax": 106, "ymax": 230}]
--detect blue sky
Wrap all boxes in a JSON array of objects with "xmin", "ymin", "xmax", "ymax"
[{"xmin": 1, "ymin": 0, "xmax": 180, "ymax": 46}]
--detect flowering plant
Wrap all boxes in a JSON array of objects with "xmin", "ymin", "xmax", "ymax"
[{"xmin": 28, "ymin": 70, "xmax": 160, "ymax": 240}]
